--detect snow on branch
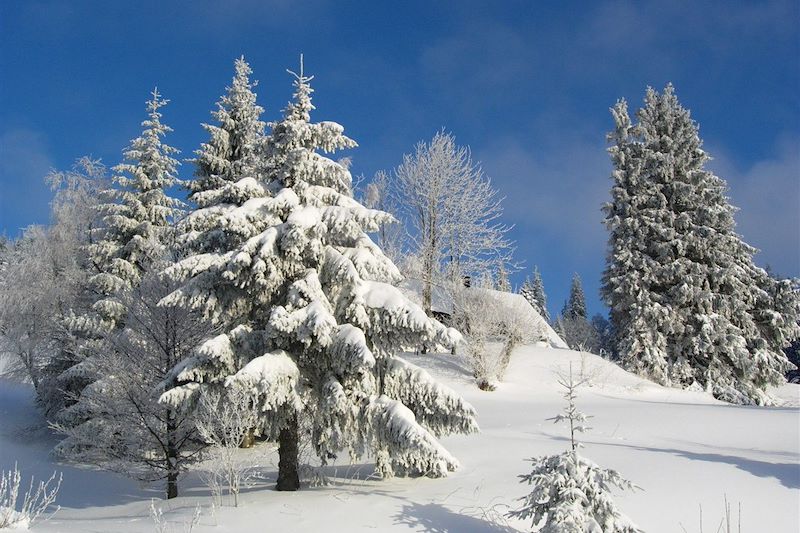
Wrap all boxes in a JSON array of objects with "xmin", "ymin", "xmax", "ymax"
[
  {"xmin": 367, "ymin": 395, "xmax": 459, "ymax": 478},
  {"xmin": 384, "ymin": 356, "xmax": 478, "ymax": 437},
  {"xmin": 224, "ymin": 349, "xmax": 302, "ymax": 419}
]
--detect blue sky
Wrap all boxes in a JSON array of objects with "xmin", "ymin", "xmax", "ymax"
[{"xmin": 1, "ymin": 0, "xmax": 798, "ymax": 318}]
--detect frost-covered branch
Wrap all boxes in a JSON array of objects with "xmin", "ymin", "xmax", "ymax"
[
  {"xmin": 390, "ymin": 131, "xmax": 515, "ymax": 315},
  {"xmin": 0, "ymin": 464, "xmax": 62, "ymax": 530}
]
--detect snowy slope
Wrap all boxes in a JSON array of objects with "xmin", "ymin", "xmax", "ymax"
[{"xmin": 1, "ymin": 347, "xmax": 798, "ymax": 532}]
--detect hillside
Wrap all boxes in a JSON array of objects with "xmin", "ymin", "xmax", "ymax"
[{"xmin": 1, "ymin": 346, "xmax": 798, "ymax": 532}]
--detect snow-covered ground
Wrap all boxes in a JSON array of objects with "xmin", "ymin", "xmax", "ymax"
[{"xmin": 1, "ymin": 346, "xmax": 798, "ymax": 532}]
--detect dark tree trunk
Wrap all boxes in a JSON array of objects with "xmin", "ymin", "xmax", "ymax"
[
  {"xmin": 166, "ymin": 410, "xmax": 179, "ymax": 499},
  {"xmin": 276, "ymin": 414, "xmax": 300, "ymax": 491},
  {"xmin": 167, "ymin": 470, "xmax": 178, "ymax": 499}
]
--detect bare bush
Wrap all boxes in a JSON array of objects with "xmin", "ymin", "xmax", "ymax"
[
  {"xmin": 195, "ymin": 386, "xmax": 263, "ymax": 507},
  {"xmin": 454, "ymin": 287, "xmax": 544, "ymax": 390},
  {"xmin": 679, "ymin": 496, "xmax": 742, "ymax": 533},
  {"xmin": 0, "ymin": 464, "xmax": 61, "ymax": 530},
  {"xmin": 150, "ymin": 500, "xmax": 201, "ymax": 533}
]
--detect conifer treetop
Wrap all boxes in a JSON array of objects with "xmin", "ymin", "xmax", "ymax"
[
  {"xmin": 89, "ymin": 88, "xmax": 182, "ymax": 315},
  {"xmin": 192, "ymin": 56, "xmax": 266, "ymax": 199}
]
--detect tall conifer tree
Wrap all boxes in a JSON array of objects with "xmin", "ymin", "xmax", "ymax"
[
  {"xmin": 520, "ymin": 266, "xmax": 550, "ymax": 322},
  {"xmin": 56, "ymin": 89, "xmax": 183, "ymax": 429},
  {"xmin": 603, "ymin": 85, "xmax": 799, "ymax": 404},
  {"xmin": 566, "ymin": 273, "xmax": 587, "ymax": 321}
]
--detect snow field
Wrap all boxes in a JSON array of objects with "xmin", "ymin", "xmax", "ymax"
[{"xmin": 1, "ymin": 345, "xmax": 798, "ymax": 532}]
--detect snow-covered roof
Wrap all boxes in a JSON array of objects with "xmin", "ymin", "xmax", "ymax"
[{"xmin": 398, "ymin": 280, "xmax": 568, "ymax": 349}]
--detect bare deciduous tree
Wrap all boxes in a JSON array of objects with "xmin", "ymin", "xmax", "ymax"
[
  {"xmin": 0, "ymin": 158, "xmax": 106, "ymax": 407},
  {"xmin": 391, "ymin": 131, "xmax": 514, "ymax": 314},
  {"xmin": 54, "ymin": 265, "xmax": 213, "ymax": 499},
  {"xmin": 363, "ymin": 170, "xmax": 404, "ymax": 267}
]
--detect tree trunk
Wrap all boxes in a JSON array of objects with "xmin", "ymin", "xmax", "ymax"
[
  {"xmin": 166, "ymin": 410, "xmax": 179, "ymax": 499},
  {"xmin": 276, "ymin": 414, "xmax": 300, "ymax": 491},
  {"xmin": 167, "ymin": 470, "xmax": 178, "ymax": 499},
  {"xmin": 240, "ymin": 427, "xmax": 255, "ymax": 448},
  {"xmin": 375, "ymin": 448, "xmax": 393, "ymax": 479},
  {"xmin": 422, "ymin": 277, "xmax": 432, "ymax": 317}
]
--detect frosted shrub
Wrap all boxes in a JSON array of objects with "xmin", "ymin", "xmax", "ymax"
[
  {"xmin": 0, "ymin": 465, "xmax": 61, "ymax": 530},
  {"xmin": 150, "ymin": 501, "xmax": 201, "ymax": 533}
]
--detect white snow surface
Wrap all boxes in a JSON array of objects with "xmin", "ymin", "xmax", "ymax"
[
  {"xmin": 466, "ymin": 287, "xmax": 568, "ymax": 350},
  {"xmin": 1, "ymin": 346, "xmax": 798, "ymax": 532}
]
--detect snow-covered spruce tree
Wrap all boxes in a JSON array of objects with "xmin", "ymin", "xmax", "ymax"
[
  {"xmin": 520, "ymin": 266, "xmax": 550, "ymax": 323},
  {"xmin": 533, "ymin": 269, "xmax": 551, "ymax": 322},
  {"xmin": 508, "ymin": 367, "xmax": 640, "ymax": 532},
  {"xmin": 520, "ymin": 279, "xmax": 534, "ymax": 305},
  {"xmin": 160, "ymin": 62, "xmax": 478, "ymax": 491},
  {"xmin": 56, "ymin": 89, "xmax": 183, "ymax": 427},
  {"xmin": 601, "ymin": 97, "xmax": 673, "ymax": 382},
  {"xmin": 566, "ymin": 273, "xmax": 587, "ymax": 321},
  {"xmin": 180, "ymin": 56, "xmax": 267, "ymax": 256},
  {"xmin": 88, "ymin": 88, "xmax": 182, "ymax": 326},
  {"xmin": 557, "ymin": 274, "xmax": 597, "ymax": 352},
  {"xmin": 590, "ymin": 314, "xmax": 614, "ymax": 357},
  {"xmin": 602, "ymin": 85, "xmax": 799, "ymax": 404}
]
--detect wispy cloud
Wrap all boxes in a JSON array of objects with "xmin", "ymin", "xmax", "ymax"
[
  {"xmin": 477, "ymin": 134, "xmax": 613, "ymax": 314},
  {"xmin": 479, "ymin": 136, "xmax": 610, "ymax": 257},
  {"xmin": 0, "ymin": 128, "xmax": 53, "ymax": 235},
  {"xmin": 708, "ymin": 135, "xmax": 800, "ymax": 276}
]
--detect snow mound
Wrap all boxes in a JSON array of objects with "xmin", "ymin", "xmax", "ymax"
[{"xmin": 0, "ymin": 507, "xmax": 30, "ymax": 530}]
